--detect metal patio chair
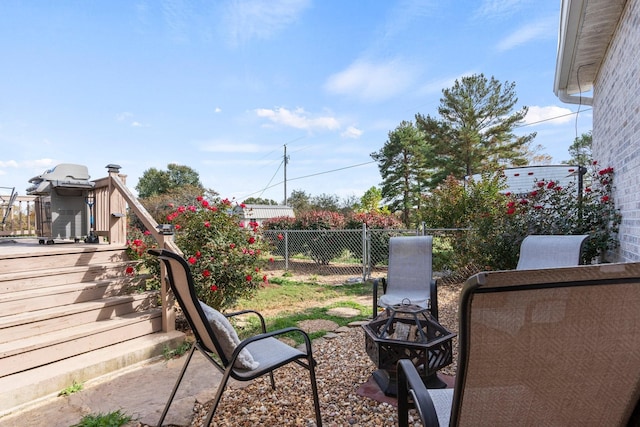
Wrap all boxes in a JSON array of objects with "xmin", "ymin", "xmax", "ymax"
[
  {"xmin": 149, "ymin": 249, "xmax": 322, "ymax": 427},
  {"xmin": 516, "ymin": 234, "xmax": 589, "ymax": 270},
  {"xmin": 398, "ymin": 262, "xmax": 640, "ymax": 426},
  {"xmin": 373, "ymin": 236, "xmax": 438, "ymax": 319}
]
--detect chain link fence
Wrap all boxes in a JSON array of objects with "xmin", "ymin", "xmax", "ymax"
[{"xmin": 262, "ymin": 226, "xmax": 467, "ymax": 283}]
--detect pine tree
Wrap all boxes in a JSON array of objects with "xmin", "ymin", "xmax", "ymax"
[
  {"xmin": 416, "ymin": 73, "xmax": 535, "ymax": 187},
  {"xmin": 371, "ymin": 121, "xmax": 431, "ymax": 227}
]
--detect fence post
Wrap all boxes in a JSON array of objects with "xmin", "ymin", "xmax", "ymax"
[
  {"xmin": 284, "ymin": 230, "xmax": 289, "ymax": 271},
  {"xmin": 362, "ymin": 223, "xmax": 368, "ymax": 282}
]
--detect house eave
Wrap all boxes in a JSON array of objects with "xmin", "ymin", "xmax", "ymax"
[{"xmin": 553, "ymin": 0, "xmax": 627, "ymax": 105}]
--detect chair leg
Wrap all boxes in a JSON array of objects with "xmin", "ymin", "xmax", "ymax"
[
  {"xmin": 269, "ymin": 371, "xmax": 276, "ymax": 389},
  {"xmin": 373, "ymin": 279, "xmax": 379, "ymax": 318},
  {"xmin": 158, "ymin": 344, "xmax": 197, "ymax": 426},
  {"xmin": 202, "ymin": 366, "xmax": 234, "ymax": 427},
  {"xmin": 308, "ymin": 355, "xmax": 323, "ymax": 426}
]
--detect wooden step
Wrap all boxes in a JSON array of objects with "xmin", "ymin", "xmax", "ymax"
[
  {"xmin": 0, "ymin": 262, "xmax": 134, "ymax": 294},
  {"xmin": 0, "ymin": 244, "xmax": 129, "ymax": 273},
  {"xmin": 0, "ymin": 279, "xmax": 138, "ymax": 317},
  {"xmin": 0, "ymin": 309, "xmax": 163, "ymax": 377},
  {"xmin": 0, "ymin": 330, "xmax": 186, "ymax": 417},
  {"xmin": 0, "ymin": 292, "xmax": 159, "ymax": 342}
]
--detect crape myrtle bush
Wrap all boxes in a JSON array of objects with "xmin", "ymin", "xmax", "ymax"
[
  {"xmin": 421, "ymin": 162, "xmax": 621, "ymax": 272},
  {"xmin": 128, "ymin": 196, "xmax": 269, "ymax": 310},
  {"xmin": 263, "ymin": 210, "xmax": 403, "ymax": 266}
]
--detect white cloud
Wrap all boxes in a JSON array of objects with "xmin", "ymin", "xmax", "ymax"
[
  {"xmin": 223, "ymin": 0, "xmax": 311, "ymax": 46},
  {"xmin": 496, "ymin": 16, "xmax": 557, "ymax": 52},
  {"xmin": 0, "ymin": 160, "xmax": 19, "ymax": 168},
  {"xmin": 474, "ymin": 0, "xmax": 530, "ymax": 20},
  {"xmin": 214, "ymin": 107, "xmax": 222, "ymax": 113},
  {"xmin": 325, "ymin": 59, "xmax": 418, "ymax": 102},
  {"xmin": 162, "ymin": 0, "xmax": 192, "ymax": 42},
  {"xmin": 524, "ymin": 105, "xmax": 574, "ymax": 125},
  {"xmin": 341, "ymin": 126, "xmax": 363, "ymax": 139},
  {"xmin": 255, "ymin": 107, "xmax": 340, "ymax": 131}
]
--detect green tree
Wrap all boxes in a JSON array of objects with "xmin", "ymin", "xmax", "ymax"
[
  {"xmin": 358, "ymin": 186, "xmax": 384, "ymax": 213},
  {"xmin": 371, "ymin": 120, "xmax": 431, "ymax": 227},
  {"xmin": 563, "ymin": 131, "xmax": 592, "ymax": 166},
  {"xmin": 136, "ymin": 164, "xmax": 203, "ymax": 198},
  {"xmin": 242, "ymin": 197, "xmax": 279, "ymax": 205},
  {"xmin": 287, "ymin": 189, "xmax": 311, "ymax": 214},
  {"xmin": 416, "ymin": 73, "xmax": 535, "ymax": 187},
  {"xmin": 310, "ymin": 193, "xmax": 341, "ymax": 212}
]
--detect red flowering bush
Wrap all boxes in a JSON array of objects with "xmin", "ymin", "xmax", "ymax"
[
  {"xmin": 165, "ymin": 196, "xmax": 269, "ymax": 310},
  {"xmin": 125, "ymin": 226, "xmax": 161, "ymax": 290},
  {"xmin": 492, "ymin": 162, "xmax": 621, "ymax": 266},
  {"xmin": 420, "ymin": 163, "xmax": 621, "ymax": 271}
]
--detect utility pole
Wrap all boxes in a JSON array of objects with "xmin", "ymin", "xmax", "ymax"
[{"xmin": 284, "ymin": 144, "xmax": 289, "ymax": 205}]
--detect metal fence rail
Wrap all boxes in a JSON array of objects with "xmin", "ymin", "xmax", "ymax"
[{"xmin": 262, "ymin": 227, "xmax": 464, "ymax": 282}]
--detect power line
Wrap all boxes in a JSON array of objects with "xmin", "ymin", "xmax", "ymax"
[
  {"xmin": 516, "ymin": 108, "xmax": 592, "ymax": 128},
  {"xmin": 242, "ymin": 160, "xmax": 376, "ymax": 198}
]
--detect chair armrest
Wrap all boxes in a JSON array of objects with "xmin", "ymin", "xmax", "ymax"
[
  {"xmin": 224, "ymin": 309, "xmax": 267, "ymax": 333},
  {"xmin": 397, "ymin": 359, "xmax": 440, "ymax": 427}
]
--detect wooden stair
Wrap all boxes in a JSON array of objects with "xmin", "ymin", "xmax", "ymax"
[{"xmin": 0, "ymin": 241, "xmax": 184, "ymax": 417}]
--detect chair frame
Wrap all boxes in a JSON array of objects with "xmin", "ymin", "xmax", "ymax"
[
  {"xmin": 149, "ymin": 249, "xmax": 322, "ymax": 426},
  {"xmin": 398, "ymin": 262, "xmax": 640, "ymax": 426},
  {"xmin": 373, "ymin": 235, "xmax": 439, "ymax": 320}
]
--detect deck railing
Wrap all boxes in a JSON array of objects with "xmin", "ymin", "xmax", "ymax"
[
  {"xmin": 94, "ymin": 165, "xmax": 179, "ymax": 332},
  {"xmin": 0, "ymin": 188, "xmax": 37, "ymax": 237}
]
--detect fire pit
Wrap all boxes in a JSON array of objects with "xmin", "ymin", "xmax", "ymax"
[{"xmin": 362, "ymin": 302, "xmax": 456, "ymax": 396}]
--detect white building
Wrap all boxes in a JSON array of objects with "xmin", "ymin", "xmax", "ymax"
[{"xmin": 234, "ymin": 204, "xmax": 295, "ymax": 226}]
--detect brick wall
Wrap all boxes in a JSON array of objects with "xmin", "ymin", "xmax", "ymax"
[{"xmin": 593, "ymin": 0, "xmax": 640, "ymax": 262}]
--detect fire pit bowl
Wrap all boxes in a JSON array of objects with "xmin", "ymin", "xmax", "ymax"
[{"xmin": 362, "ymin": 302, "xmax": 456, "ymax": 396}]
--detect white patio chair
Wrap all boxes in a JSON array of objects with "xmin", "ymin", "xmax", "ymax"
[{"xmin": 373, "ymin": 236, "xmax": 438, "ymax": 319}]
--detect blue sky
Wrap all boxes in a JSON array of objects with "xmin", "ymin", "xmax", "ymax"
[{"xmin": 0, "ymin": 0, "xmax": 592, "ymax": 204}]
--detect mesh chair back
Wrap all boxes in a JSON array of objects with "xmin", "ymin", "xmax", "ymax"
[
  {"xmin": 453, "ymin": 263, "xmax": 640, "ymax": 426},
  {"xmin": 156, "ymin": 250, "xmax": 227, "ymax": 364},
  {"xmin": 387, "ymin": 236, "xmax": 433, "ymax": 294},
  {"xmin": 516, "ymin": 234, "xmax": 588, "ymax": 270}
]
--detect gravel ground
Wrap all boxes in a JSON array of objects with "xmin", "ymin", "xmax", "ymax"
[{"xmin": 146, "ymin": 281, "xmax": 463, "ymax": 427}]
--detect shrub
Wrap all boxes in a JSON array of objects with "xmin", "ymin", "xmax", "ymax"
[
  {"xmin": 420, "ymin": 163, "xmax": 621, "ymax": 271},
  {"xmin": 262, "ymin": 216, "xmax": 299, "ymax": 258},
  {"xmin": 498, "ymin": 162, "xmax": 621, "ymax": 264},
  {"xmin": 165, "ymin": 197, "xmax": 270, "ymax": 310},
  {"xmin": 126, "ymin": 226, "xmax": 161, "ymax": 290}
]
